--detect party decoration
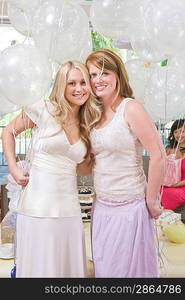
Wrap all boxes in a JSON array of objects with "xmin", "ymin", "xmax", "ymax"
[
  {"xmin": 32, "ymin": 0, "xmax": 91, "ymax": 63},
  {"xmin": 0, "ymin": 92, "xmax": 20, "ymax": 117},
  {"xmin": 5, "ymin": 0, "xmax": 40, "ymax": 11},
  {"xmin": 130, "ymin": 28, "xmax": 167, "ymax": 63},
  {"xmin": 0, "ymin": 44, "xmax": 52, "ymax": 106},
  {"xmin": 8, "ymin": 3, "xmax": 35, "ymax": 36},
  {"xmin": 144, "ymin": 65, "xmax": 185, "ymax": 121},
  {"xmin": 144, "ymin": 0, "xmax": 185, "ymax": 59},
  {"xmin": 90, "ymin": 0, "xmax": 129, "ymax": 41},
  {"xmin": 125, "ymin": 59, "xmax": 156, "ymax": 104}
]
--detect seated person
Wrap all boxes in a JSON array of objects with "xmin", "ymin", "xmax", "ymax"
[{"xmin": 161, "ymin": 119, "xmax": 185, "ymax": 212}]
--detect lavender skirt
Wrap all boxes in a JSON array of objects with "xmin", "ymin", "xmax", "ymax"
[{"xmin": 91, "ymin": 198, "xmax": 159, "ymax": 278}]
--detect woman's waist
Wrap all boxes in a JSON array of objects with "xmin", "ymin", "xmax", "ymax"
[
  {"xmin": 18, "ymin": 194, "xmax": 81, "ymax": 218},
  {"xmin": 94, "ymin": 165, "xmax": 144, "ymax": 175},
  {"xmin": 94, "ymin": 189, "xmax": 146, "ymax": 205},
  {"xmin": 32, "ymin": 152, "xmax": 76, "ymax": 175},
  {"xmin": 94, "ymin": 196, "xmax": 146, "ymax": 209},
  {"xmin": 93, "ymin": 170, "xmax": 146, "ymax": 186}
]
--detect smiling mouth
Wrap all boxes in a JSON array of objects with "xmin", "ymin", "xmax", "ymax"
[
  {"xmin": 73, "ymin": 94, "xmax": 85, "ymax": 98},
  {"xmin": 95, "ymin": 85, "xmax": 107, "ymax": 91}
]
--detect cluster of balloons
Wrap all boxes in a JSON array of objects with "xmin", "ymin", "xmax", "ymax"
[
  {"xmin": 125, "ymin": 56, "xmax": 185, "ymax": 122},
  {"xmin": 90, "ymin": 0, "xmax": 185, "ymax": 122},
  {"xmin": 0, "ymin": 0, "xmax": 92, "ymax": 116},
  {"xmin": 1, "ymin": 0, "xmax": 185, "ymax": 122}
]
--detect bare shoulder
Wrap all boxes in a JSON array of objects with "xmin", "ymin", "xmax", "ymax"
[
  {"xmin": 124, "ymin": 99, "xmax": 151, "ymax": 124},
  {"xmin": 125, "ymin": 99, "xmax": 145, "ymax": 112}
]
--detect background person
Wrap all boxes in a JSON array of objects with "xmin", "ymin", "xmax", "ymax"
[{"xmin": 161, "ymin": 119, "xmax": 185, "ymax": 215}]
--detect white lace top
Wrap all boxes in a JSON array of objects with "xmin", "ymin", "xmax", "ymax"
[{"xmin": 90, "ymin": 98, "xmax": 147, "ymax": 204}]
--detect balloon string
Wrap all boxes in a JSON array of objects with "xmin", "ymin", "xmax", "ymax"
[
  {"xmin": 143, "ymin": 62, "xmax": 155, "ymax": 106},
  {"xmin": 23, "ymin": 9, "xmax": 32, "ymax": 39},
  {"xmin": 164, "ymin": 61, "xmax": 169, "ymax": 122},
  {"xmin": 48, "ymin": 1, "xmax": 59, "ymax": 63}
]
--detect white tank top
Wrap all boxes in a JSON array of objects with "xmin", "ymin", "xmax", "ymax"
[{"xmin": 90, "ymin": 98, "xmax": 147, "ymax": 204}]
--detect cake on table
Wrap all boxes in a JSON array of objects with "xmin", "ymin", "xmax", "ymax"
[{"xmin": 78, "ymin": 186, "xmax": 95, "ymax": 221}]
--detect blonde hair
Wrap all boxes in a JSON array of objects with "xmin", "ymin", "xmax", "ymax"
[
  {"xmin": 49, "ymin": 60, "xmax": 101, "ymax": 158},
  {"xmin": 85, "ymin": 49, "xmax": 134, "ymax": 110}
]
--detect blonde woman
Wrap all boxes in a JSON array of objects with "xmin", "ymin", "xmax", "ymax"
[
  {"xmin": 2, "ymin": 61, "xmax": 101, "ymax": 278},
  {"xmin": 83, "ymin": 49, "xmax": 166, "ymax": 278}
]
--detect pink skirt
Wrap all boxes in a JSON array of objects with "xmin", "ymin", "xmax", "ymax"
[
  {"xmin": 16, "ymin": 214, "xmax": 87, "ymax": 278},
  {"xmin": 91, "ymin": 198, "xmax": 159, "ymax": 278}
]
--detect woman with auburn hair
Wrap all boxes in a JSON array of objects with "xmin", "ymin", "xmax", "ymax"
[
  {"xmin": 82, "ymin": 49, "xmax": 166, "ymax": 278},
  {"xmin": 2, "ymin": 60, "xmax": 101, "ymax": 278}
]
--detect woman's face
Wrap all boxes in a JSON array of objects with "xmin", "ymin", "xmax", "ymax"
[
  {"xmin": 65, "ymin": 68, "xmax": 90, "ymax": 107},
  {"xmin": 173, "ymin": 126, "xmax": 185, "ymax": 144},
  {"xmin": 87, "ymin": 63, "xmax": 117, "ymax": 99}
]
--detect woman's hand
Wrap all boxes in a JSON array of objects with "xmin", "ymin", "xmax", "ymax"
[
  {"xmin": 11, "ymin": 165, "xmax": 29, "ymax": 187},
  {"xmin": 146, "ymin": 202, "xmax": 163, "ymax": 219}
]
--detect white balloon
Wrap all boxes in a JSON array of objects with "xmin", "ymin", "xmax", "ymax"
[
  {"xmin": 125, "ymin": 59, "xmax": 156, "ymax": 104},
  {"xmin": 5, "ymin": 0, "xmax": 40, "ymax": 11},
  {"xmin": 77, "ymin": 33, "xmax": 93, "ymax": 63},
  {"xmin": 122, "ymin": 0, "xmax": 153, "ymax": 34},
  {"xmin": 144, "ymin": 66, "xmax": 185, "ymax": 121},
  {"xmin": 90, "ymin": 0, "xmax": 129, "ymax": 40},
  {"xmin": 0, "ymin": 92, "xmax": 20, "ymax": 117},
  {"xmin": 0, "ymin": 44, "xmax": 52, "ymax": 106},
  {"xmin": 8, "ymin": 3, "xmax": 34, "ymax": 36},
  {"xmin": 0, "ymin": 26, "xmax": 25, "ymax": 52},
  {"xmin": 130, "ymin": 27, "xmax": 167, "ymax": 63},
  {"xmin": 124, "ymin": 0, "xmax": 167, "ymax": 62},
  {"xmin": 32, "ymin": 0, "xmax": 90, "ymax": 63},
  {"xmin": 145, "ymin": 0, "xmax": 185, "ymax": 58},
  {"xmin": 167, "ymin": 52, "xmax": 185, "ymax": 74},
  {"xmin": 54, "ymin": 30, "xmax": 92, "ymax": 64}
]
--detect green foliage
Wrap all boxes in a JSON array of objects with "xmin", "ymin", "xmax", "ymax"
[
  {"xmin": 91, "ymin": 30, "xmax": 126, "ymax": 59},
  {"xmin": 0, "ymin": 111, "xmax": 21, "ymax": 126},
  {"xmin": 161, "ymin": 59, "xmax": 168, "ymax": 67},
  {"xmin": 91, "ymin": 30, "xmax": 114, "ymax": 51}
]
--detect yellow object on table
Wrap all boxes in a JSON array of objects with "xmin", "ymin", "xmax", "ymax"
[{"xmin": 161, "ymin": 221, "xmax": 185, "ymax": 244}]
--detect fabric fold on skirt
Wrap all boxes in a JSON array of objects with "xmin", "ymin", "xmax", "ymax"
[
  {"xmin": 91, "ymin": 198, "xmax": 159, "ymax": 278},
  {"xmin": 16, "ymin": 214, "xmax": 87, "ymax": 278}
]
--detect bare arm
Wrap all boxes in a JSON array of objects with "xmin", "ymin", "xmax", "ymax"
[
  {"xmin": 171, "ymin": 179, "xmax": 185, "ymax": 188},
  {"xmin": 2, "ymin": 112, "xmax": 35, "ymax": 186},
  {"xmin": 125, "ymin": 101, "xmax": 166, "ymax": 218}
]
